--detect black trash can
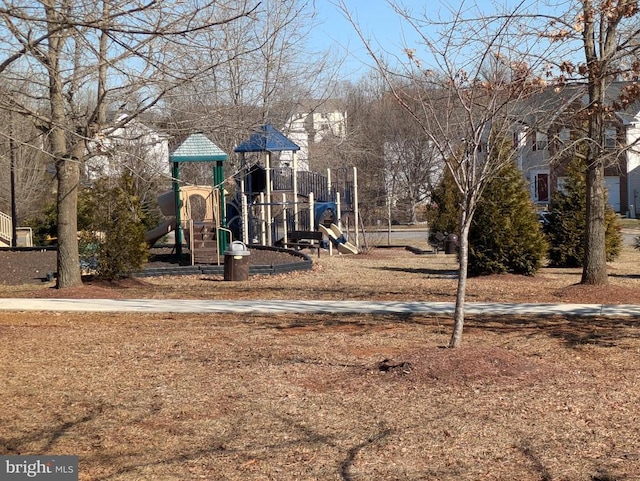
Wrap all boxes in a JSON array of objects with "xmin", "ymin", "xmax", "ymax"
[
  {"xmin": 223, "ymin": 241, "xmax": 250, "ymax": 281},
  {"xmin": 445, "ymin": 234, "xmax": 459, "ymax": 254}
]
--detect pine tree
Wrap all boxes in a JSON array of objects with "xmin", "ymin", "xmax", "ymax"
[
  {"xmin": 545, "ymin": 158, "xmax": 621, "ymax": 267},
  {"xmin": 81, "ymin": 172, "xmax": 149, "ymax": 280},
  {"xmin": 429, "ymin": 167, "xmax": 460, "ymax": 237},
  {"xmin": 468, "ymin": 158, "xmax": 548, "ymax": 276}
]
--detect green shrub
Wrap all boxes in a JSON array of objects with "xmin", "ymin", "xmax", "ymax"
[
  {"xmin": 468, "ymin": 159, "xmax": 548, "ymax": 276},
  {"xmin": 83, "ymin": 173, "xmax": 149, "ymax": 280},
  {"xmin": 429, "ymin": 167, "xmax": 460, "ymax": 237},
  {"xmin": 545, "ymin": 159, "xmax": 621, "ymax": 267}
]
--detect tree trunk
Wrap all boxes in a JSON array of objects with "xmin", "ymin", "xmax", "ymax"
[
  {"xmin": 581, "ymin": 47, "xmax": 608, "ymax": 285},
  {"xmin": 449, "ymin": 216, "xmax": 470, "ymax": 348},
  {"xmin": 56, "ymin": 156, "xmax": 82, "ymax": 288},
  {"xmin": 582, "ymin": 158, "xmax": 608, "ymax": 284},
  {"xmin": 409, "ymin": 199, "xmax": 418, "ymax": 224}
]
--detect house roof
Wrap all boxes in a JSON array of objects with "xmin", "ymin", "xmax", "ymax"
[
  {"xmin": 234, "ymin": 124, "xmax": 300, "ymax": 153},
  {"xmin": 170, "ymin": 133, "xmax": 228, "ymax": 162},
  {"xmin": 515, "ymin": 81, "xmax": 640, "ymax": 129}
]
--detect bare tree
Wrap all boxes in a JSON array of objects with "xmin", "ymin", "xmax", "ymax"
[
  {"xmin": 338, "ymin": 0, "xmax": 563, "ymax": 346},
  {"xmin": 529, "ymin": 1, "xmax": 640, "ymax": 285},
  {"xmin": 0, "ymin": 107, "xmax": 53, "ymax": 224},
  {"xmin": 0, "ymin": 0, "xmax": 257, "ymax": 287},
  {"xmin": 382, "ymin": 94, "xmax": 441, "ymax": 224},
  {"xmin": 160, "ymin": 0, "xmax": 338, "ymax": 162}
]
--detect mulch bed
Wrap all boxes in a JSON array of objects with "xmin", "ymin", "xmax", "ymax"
[{"xmin": 0, "ymin": 246, "xmax": 305, "ymax": 286}]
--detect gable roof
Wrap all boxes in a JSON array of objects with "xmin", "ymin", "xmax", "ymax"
[
  {"xmin": 515, "ymin": 81, "xmax": 640, "ymax": 129},
  {"xmin": 234, "ymin": 124, "xmax": 300, "ymax": 153},
  {"xmin": 170, "ymin": 133, "xmax": 228, "ymax": 162}
]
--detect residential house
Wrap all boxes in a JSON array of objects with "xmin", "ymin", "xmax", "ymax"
[
  {"xmin": 280, "ymin": 99, "xmax": 347, "ymax": 171},
  {"xmin": 513, "ymin": 82, "xmax": 640, "ymax": 216},
  {"xmin": 86, "ymin": 114, "xmax": 170, "ymax": 181}
]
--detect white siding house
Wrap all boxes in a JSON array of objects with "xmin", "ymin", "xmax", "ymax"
[
  {"xmin": 86, "ymin": 115, "xmax": 170, "ymax": 181},
  {"xmin": 280, "ymin": 100, "xmax": 347, "ymax": 171}
]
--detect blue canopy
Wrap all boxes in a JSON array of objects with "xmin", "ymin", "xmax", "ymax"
[{"xmin": 234, "ymin": 124, "xmax": 300, "ymax": 153}]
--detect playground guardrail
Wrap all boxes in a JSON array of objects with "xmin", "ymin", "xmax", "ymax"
[{"xmin": 0, "ymin": 211, "xmax": 12, "ymax": 246}]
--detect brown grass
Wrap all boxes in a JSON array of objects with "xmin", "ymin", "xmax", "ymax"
[{"xmin": 2, "ymin": 244, "xmax": 640, "ymax": 480}]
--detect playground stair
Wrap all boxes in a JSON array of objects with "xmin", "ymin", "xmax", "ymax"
[{"xmin": 189, "ymin": 222, "xmax": 221, "ymax": 265}]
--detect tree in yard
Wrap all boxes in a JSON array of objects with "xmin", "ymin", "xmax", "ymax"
[
  {"xmin": 468, "ymin": 136, "xmax": 548, "ymax": 277},
  {"xmin": 0, "ymin": 1, "xmax": 258, "ymax": 288},
  {"xmin": 338, "ymin": 1, "xmax": 562, "ymax": 346},
  {"xmin": 381, "ymin": 94, "xmax": 442, "ymax": 224},
  {"xmin": 545, "ymin": 157, "xmax": 622, "ymax": 267},
  {"xmin": 160, "ymin": 0, "xmax": 336, "ymax": 169},
  {"xmin": 81, "ymin": 172, "xmax": 148, "ymax": 280},
  {"xmin": 0, "ymin": 107, "xmax": 53, "ymax": 226},
  {"xmin": 525, "ymin": 1, "xmax": 640, "ymax": 284},
  {"xmin": 429, "ymin": 167, "xmax": 461, "ymax": 237}
]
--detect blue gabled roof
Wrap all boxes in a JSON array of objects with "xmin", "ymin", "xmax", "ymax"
[
  {"xmin": 170, "ymin": 133, "xmax": 228, "ymax": 162},
  {"xmin": 234, "ymin": 124, "xmax": 300, "ymax": 153}
]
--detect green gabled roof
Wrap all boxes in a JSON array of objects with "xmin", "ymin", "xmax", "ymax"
[{"xmin": 170, "ymin": 133, "xmax": 228, "ymax": 162}]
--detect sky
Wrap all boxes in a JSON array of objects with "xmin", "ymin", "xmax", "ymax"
[
  {"xmin": 309, "ymin": 0, "xmax": 435, "ymax": 80},
  {"xmin": 308, "ymin": 0, "xmax": 537, "ymax": 81},
  {"xmin": 309, "ymin": 0, "xmax": 415, "ymax": 79}
]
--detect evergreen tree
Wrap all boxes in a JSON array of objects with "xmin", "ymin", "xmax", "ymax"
[
  {"xmin": 81, "ymin": 172, "xmax": 149, "ymax": 280},
  {"xmin": 429, "ymin": 167, "xmax": 460, "ymax": 237},
  {"xmin": 545, "ymin": 158, "xmax": 621, "ymax": 267},
  {"xmin": 468, "ymin": 156, "xmax": 548, "ymax": 276}
]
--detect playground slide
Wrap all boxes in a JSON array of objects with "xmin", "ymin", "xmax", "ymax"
[
  {"xmin": 319, "ymin": 224, "xmax": 358, "ymax": 254},
  {"xmin": 318, "ymin": 224, "xmax": 337, "ymax": 243},
  {"xmin": 330, "ymin": 224, "xmax": 358, "ymax": 255},
  {"xmin": 145, "ymin": 218, "xmax": 176, "ymax": 246}
]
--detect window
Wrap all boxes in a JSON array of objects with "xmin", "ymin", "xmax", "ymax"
[
  {"xmin": 557, "ymin": 176, "xmax": 568, "ymax": 194},
  {"xmin": 558, "ymin": 128, "xmax": 570, "ymax": 143},
  {"xmin": 533, "ymin": 132, "xmax": 548, "ymax": 151},
  {"xmin": 605, "ymin": 128, "xmax": 616, "ymax": 150}
]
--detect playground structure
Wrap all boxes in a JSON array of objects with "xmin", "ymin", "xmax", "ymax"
[
  {"xmin": 229, "ymin": 124, "xmax": 359, "ymax": 254},
  {"xmin": 146, "ymin": 126, "xmax": 359, "ymax": 264}
]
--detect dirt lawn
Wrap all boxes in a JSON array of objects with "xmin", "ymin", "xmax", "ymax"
[{"xmin": 2, "ymin": 243, "xmax": 640, "ymax": 480}]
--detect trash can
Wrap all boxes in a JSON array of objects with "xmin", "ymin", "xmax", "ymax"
[
  {"xmin": 223, "ymin": 241, "xmax": 250, "ymax": 281},
  {"xmin": 445, "ymin": 234, "xmax": 459, "ymax": 254}
]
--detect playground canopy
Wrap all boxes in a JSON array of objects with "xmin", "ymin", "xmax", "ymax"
[
  {"xmin": 168, "ymin": 133, "xmax": 229, "ymax": 256},
  {"xmin": 170, "ymin": 132, "xmax": 228, "ymax": 162},
  {"xmin": 234, "ymin": 124, "xmax": 300, "ymax": 153}
]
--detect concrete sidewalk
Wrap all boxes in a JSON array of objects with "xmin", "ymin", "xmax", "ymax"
[{"xmin": 0, "ymin": 298, "xmax": 639, "ymax": 317}]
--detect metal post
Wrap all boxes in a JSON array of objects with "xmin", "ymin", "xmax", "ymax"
[
  {"xmin": 309, "ymin": 192, "xmax": 315, "ymax": 232},
  {"xmin": 282, "ymin": 193, "xmax": 288, "ymax": 245},
  {"xmin": 172, "ymin": 162, "xmax": 182, "ymax": 257},
  {"xmin": 353, "ymin": 166, "xmax": 359, "ymax": 248},
  {"xmin": 260, "ymin": 192, "xmax": 266, "ymax": 245},
  {"xmin": 293, "ymin": 150, "xmax": 299, "ymax": 230},
  {"xmin": 265, "ymin": 152, "xmax": 272, "ymax": 245},
  {"xmin": 242, "ymin": 194, "xmax": 249, "ymax": 244}
]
